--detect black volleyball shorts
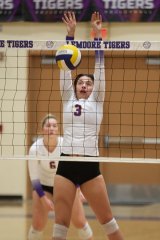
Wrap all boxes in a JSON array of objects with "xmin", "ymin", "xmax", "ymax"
[{"xmin": 56, "ymin": 153, "xmax": 101, "ymax": 185}]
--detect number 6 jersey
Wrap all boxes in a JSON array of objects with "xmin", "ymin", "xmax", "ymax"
[{"xmin": 28, "ymin": 137, "xmax": 63, "ymax": 187}]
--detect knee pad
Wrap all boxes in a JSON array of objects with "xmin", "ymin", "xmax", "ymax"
[
  {"xmin": 53, "ymin": 223, "xmax": 68, "ymax": 239},
  {"xmin": 28, "ymin": 226, "xmax": 43, "ymax": 240},
  {"xmin": 78, "ymin": 222, "xmax": 93, "ymax": 239},
  {"xmin": 102, "ymin": 218, "xmax": 119, "ymax": 235}
]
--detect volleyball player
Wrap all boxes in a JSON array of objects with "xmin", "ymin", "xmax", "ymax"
[
  {"xmin": 28, "ymin": 114, "xmax": 93, "ymax": 240},
  {"xmin": 52, "ymin": 12, "xmax": 124, "ymax": 240}
]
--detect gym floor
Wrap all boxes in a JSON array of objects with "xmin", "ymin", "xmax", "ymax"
[{"xmin": 0, "ymin": 199, "xmax": 160, "ymax": 240}]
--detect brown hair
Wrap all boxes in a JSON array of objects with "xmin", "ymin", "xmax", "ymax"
[
  {"xmin": 41, "ymin": 114, "xmax": 57, "ymax": 128},
  {"xmin": 74, "ymin": 74, "xmax": 94, "ymax": 89}
]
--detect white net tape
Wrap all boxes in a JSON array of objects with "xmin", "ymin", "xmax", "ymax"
[
  {"xmin": 0, "ymin": 40, "xmax": 159, "ymax": 50},
  {"xmin": 0, "ymin": 155, "xmax": 160, "ymax": 163}
]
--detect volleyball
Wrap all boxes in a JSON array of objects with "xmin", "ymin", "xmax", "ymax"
[{"xmin": 55, "ymin": 44, "xmax": 81, "ymax": 71}]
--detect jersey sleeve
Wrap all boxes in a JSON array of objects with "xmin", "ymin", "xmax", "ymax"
[
  {"xmin": 92, "ymin": 38, "xmax": 105, "ymax": 103},
  {"xmin": 60, "ymin": 70, "xmax": 74, "ymax": 101},
  {"xmin": 60, "ymin": 36, "xmax": 75, "ymax": 101},
  {"xmin": 28, "ymin": 145, "xmax": 45, "ymax": 198}
]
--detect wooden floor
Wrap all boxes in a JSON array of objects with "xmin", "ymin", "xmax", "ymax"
[{"xmin": 0, "ymin": 200, "xmax": 160, "ymax": 240}]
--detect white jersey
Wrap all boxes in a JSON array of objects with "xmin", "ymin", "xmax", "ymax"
[
  {"xmin": 28, "ymin": 137, "xmax": 63, "ymax": 187},
  {"xmin": 60, "ymin": 51, "xmax": 105, "ymax": 156}
]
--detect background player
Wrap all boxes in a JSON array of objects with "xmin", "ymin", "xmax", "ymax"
[{"xmin": 28, "ymin": 114, "xmax": 93, "ymax": 240}]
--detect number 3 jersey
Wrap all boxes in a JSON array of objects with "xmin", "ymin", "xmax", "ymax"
[
  {"xmin": 28, "ymin": 137, "xmax": 63, "ymax": 187},
  {"xmin": 60, "ymin": 51, "xmax": 105, "ymax": 156}
]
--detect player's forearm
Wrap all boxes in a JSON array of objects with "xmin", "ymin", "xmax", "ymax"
[
  {"xmin": 94, "ymin": 37, "xmax": 104, "ymax": 66},
  {"xmin": 94, "ymin": 30, "xmax": 102, "ymax": 39},
  {"xmin": 67, "ymin": 31, "xmax": 75, "ymax": 38}
]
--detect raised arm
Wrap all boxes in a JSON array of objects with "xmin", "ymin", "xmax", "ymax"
[
  {"xmin": 60, "ymin": 12, "xmax": 76, "ymax": 101},
  {"xmin": 91, "ymin": 12, "xmax": 105, "ymax": 102}
]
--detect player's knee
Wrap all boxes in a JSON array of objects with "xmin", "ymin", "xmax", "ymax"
[
  {"xmin": 28, "ymin": 226, "xmax": 43, "ymax": 240},
  {"xmin": 78, "ymin": 222, "xmax": 93, "ymax": 239},
  {"xmin": 53, "ymin": 223, "xmax": 68, "ymax": 239},
  {"xmin": 102, "ymin": 218, "xmax": 119, "ymax": 235}
]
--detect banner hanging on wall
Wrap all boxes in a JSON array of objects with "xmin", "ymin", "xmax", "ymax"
[
  {"xmin": 0, "ymin": 0, "xmax": 22, "ymax": 21},
  {"xmin": 0, "ymin": 0, "xmax": 160, "ymax": 22},
  {"xmin": 93, "ymin": 0, "xmax": 160, "ymax": 22},
  {"xmin": 23, "ymin": 0, "xmax": 92, "ymax": 22}
]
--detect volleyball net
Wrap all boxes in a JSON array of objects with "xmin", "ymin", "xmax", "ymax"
[{"xmin": 0, "ymin": 40, "xmax": 160, "ymax": 163}]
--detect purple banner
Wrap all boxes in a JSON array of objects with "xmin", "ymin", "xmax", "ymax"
[
  {"xmin": 0, "ymin": 0, "xmax": 22, "ymax": 21},
  {"xmin": 23, "ymin": 0, "xmax": 92, "ymax": 22},
  {"xmin": 93, "ymin": 0, "xmax": 160, "ymax": 22},
  {"xmin": 0, "ymin": 0, "xmax": 160, "ymax": 22}
]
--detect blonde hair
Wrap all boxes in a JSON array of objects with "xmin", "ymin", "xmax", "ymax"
[{"xmin": 41, "ymin": 114, "xmax": 57, "ymax": 128}]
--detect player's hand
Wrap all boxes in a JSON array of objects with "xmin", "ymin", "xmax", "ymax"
[
  {"xmin": 91, "ymin": 12, "xmax": 102, "ymax": 38},
  {"xmin": 62, "ymin": 11, "xmax": 76, "ymax": 37}
]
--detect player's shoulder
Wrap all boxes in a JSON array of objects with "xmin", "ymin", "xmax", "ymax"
[
  {"xmin": 58, "ymin": 136, "xmax": 63, "ymax": 146},
  {"xmin": 29, "ymin": 137, "xmax": 43, "ymax": 153},
  {"xmin": 31, "ymin": 137, "xmax": 43, "ymax": 147}
]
